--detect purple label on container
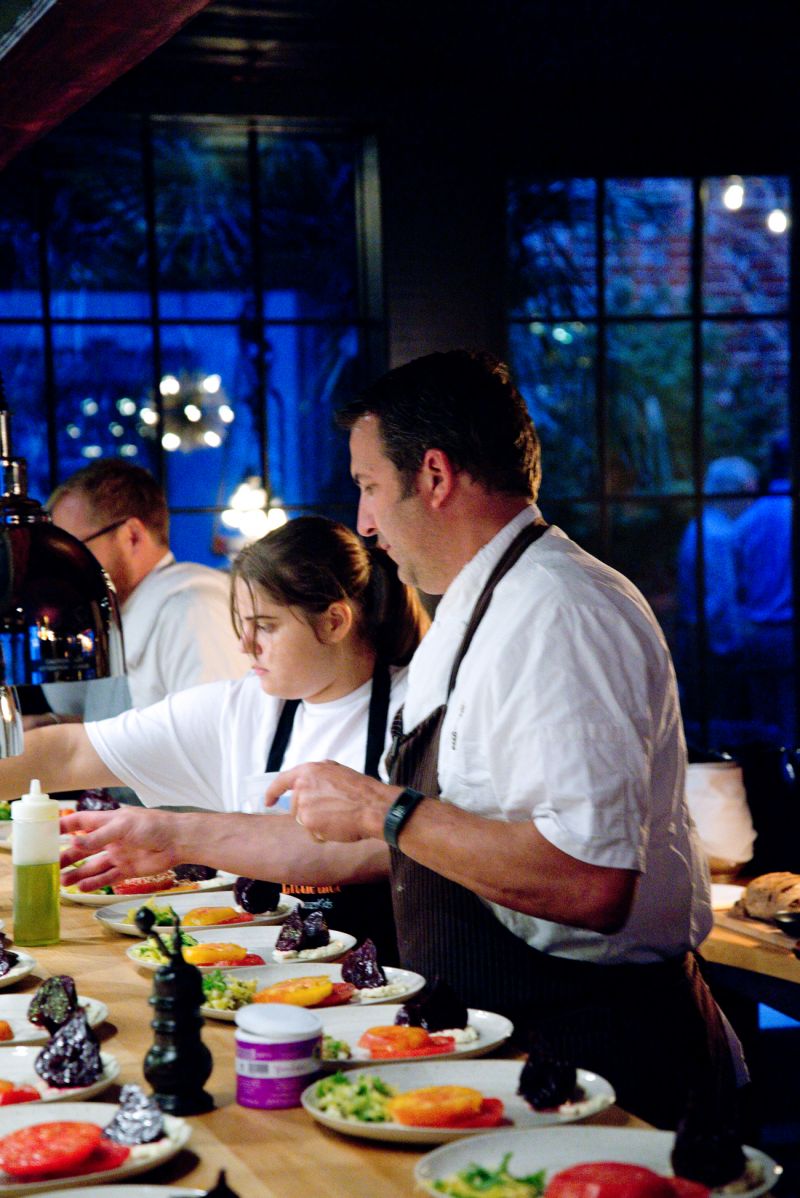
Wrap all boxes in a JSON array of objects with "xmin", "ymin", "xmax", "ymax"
[{"xmin": 236, "ymin": 1032, "xmax": 321, "ymax": 1109}]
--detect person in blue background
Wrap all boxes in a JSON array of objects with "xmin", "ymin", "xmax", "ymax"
[
  {"xmin": 735, "ymin": 434, "xmax": 794, "ymax": 745},
  {"xmin": 677, "ymin": 456, "xmax": 758, "ymax": 724}
]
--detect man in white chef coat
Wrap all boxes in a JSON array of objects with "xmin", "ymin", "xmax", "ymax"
[
  {"xmin": 44, "ymin": 459, "xmax": 246, "ymax": 715},
  {"xmin": 265, "ymin": 349, "xmax": 744, "ymax": 1130}
]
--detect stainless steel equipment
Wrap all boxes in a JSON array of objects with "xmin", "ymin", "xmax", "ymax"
[{"xmin": 0, "ymin": 373, "xmax": 125, "ymax": 756}]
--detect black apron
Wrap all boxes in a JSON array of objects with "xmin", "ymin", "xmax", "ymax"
[
  {"xmin": 386, "ymin": 519, "xmax": 740, "ymax": 1129},
  {"xmin": 266, "ymin": 662, "xmax": 399, "ymax": 965}
]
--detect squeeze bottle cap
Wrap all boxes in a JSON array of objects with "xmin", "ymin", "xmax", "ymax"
[{"xmin": 11, "ymin": 779, "xmax": 57, "ymax": 822}]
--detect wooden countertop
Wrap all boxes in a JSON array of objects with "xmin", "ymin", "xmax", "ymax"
[
  {"xmin": 701, "ymin": 921, "xmax": 800, "ymax": 986},
  {"xmin": 0, "ymin": 858, "xmax": 647, "ymax": 1197}
]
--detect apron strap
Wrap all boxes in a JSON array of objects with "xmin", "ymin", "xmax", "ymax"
[
  {"xmin": 266, "ymin": 661, "xmax": 392, "ymax": 777},
  {"xmin": 446, "ymin": 517, "xmax": 549, "ymax": 697},
  {"xmin": 265, "ymin": 699, "xmax": 301, "ymax": 773}
]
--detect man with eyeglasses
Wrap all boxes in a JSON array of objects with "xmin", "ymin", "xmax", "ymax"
[{"xmin": 44, "ymin": 459, "xmax": 247, "ymax": 714}]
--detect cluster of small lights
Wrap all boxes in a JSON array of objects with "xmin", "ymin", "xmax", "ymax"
[
  {"xmin": 70, "ymin": 374, "xmax": 234, "ymax": 460},
  {"xmin": 722, "ymin": 176, "xmax": 789, "ymax": 234}
]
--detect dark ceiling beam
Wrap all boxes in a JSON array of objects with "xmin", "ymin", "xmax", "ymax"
[{"xmin": 0, "ymin": 0, "xmax": 214, "ymax": 170}]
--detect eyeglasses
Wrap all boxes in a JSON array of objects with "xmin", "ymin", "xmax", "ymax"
[{"xmin": 81, "ymin": 518, "xmax": 129, "ymax": 545}]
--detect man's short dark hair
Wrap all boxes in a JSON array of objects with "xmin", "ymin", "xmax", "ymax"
[
  {"xmin": 48, "ymin": 459, "xmax": 170, "ymax": 545},
  {"xmin": 336, "ymin": 349, "xmax": 541, "ymax": 500}
]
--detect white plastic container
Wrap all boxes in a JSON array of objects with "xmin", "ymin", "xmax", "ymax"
[
  {"xmin": 234, "ymin": 1003, "xmax": 322, "ymax": 1109},
  {"xmin": 11, "ymin": 778, "xmax": 60, "ymax": 946}
]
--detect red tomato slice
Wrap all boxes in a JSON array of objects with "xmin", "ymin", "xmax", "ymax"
[
  {"xmin": 0, "ymin": 1085, "xmax": 40, "ymax": 1106},
  {"xmin": 545, "ymin": 1162, "xmax": 676, "ymax": 1198},
  {"xmin": 0, "ymin": 1121, "xmax": 102, "ymax": 1179},
  {"xmin": 113, "ymin": 872, "xmax": 177, "ymax": 895},
  {"xmin": 66, "ymin": 1139, "xmax": 131, "ymax": 1177},
  {"xmin": 213, "ymin": 953, "xmax": 265, "ymax": 968},
  {"xmin": 314, "ymin": 982, "xmax": 357, "ymax": 1007},
  {"xmin": 215, "ymin": 912, "xmax": 255, "ymax": 925},
  {"xmin": 367, "ymin": 1035, "xmax": 456, "ymax": 1059},
  {"xmin": 448, "ymin": 1096, "xmax": 507, "ymax": 1128},
  {"xmin": 669, "ymin": 1180, "xmax": 711, "ymax": 1198}
]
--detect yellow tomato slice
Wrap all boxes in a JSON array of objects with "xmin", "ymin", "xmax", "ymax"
[
  {"xmin": 387, "ymin": 1085, "xmax": 485, "ymax": 1127},
  {"xmin": 182, "ymin": 907, "xmax": 239, "ymax": 927},
  {"xmin": 253, "ymin": 976, "xmax": 334, "ymax": 1007},
  {"xmin": 357, "ymin": 1025, "xmax": 432, "ymax": 1052},
  {"xmin": 183, "ymin": 942, "xmax": 247, "ymax": 965}
]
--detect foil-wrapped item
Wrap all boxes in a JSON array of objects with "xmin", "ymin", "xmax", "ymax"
[{"xmin": 104, "ymin": 1083, "xmax": 165, "ymax": 1145}]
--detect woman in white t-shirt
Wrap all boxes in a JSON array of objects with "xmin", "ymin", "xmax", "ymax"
[{"xmin": 2, "ymin": 516, "xmax": 429, "ymax": 961}]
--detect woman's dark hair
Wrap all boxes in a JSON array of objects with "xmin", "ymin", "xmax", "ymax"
[
  {"xmin": 336, "ymin": 349, "xmax": 541, "ymax": 500},
  {"xmin": 230, "ymin": 515, "xmax": 428, "ymax": 666}
]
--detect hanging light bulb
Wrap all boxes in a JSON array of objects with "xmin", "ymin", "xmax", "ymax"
[
  {"xmin": 767, "ymin": 208, "xmax": 789, "ymax": 234},
  {"xmin": 722, "ymin": 177, "xmax": 745, "ymax": 211}
]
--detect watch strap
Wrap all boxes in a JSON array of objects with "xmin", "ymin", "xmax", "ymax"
[{"xmin": 383, "ymin": 787, "xmax": 426, "ymax": 849}]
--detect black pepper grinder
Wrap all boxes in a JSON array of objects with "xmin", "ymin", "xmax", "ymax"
[{"xmin": 136, "ymin": 907, "xmax": 214, "ymax": 1114}]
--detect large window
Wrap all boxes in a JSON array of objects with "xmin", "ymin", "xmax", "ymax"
[
  {"xmin": 507, "ymin": 176, "xmax": 794, "ymax": 749},
  {"xmin": 0, "ymin": 113, "xmax": 383, "ymax": 564}
]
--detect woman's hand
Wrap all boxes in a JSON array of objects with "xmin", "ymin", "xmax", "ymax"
[
  {"xmin": 264, "ymin": 761, "xmax": 403, "ymax": 844},
  {"xmin": 59, "ymin": 808, "xmax": 180, "ymax": 891}
]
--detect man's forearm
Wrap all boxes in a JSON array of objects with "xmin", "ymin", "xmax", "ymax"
[
  {"xmin": 168, "ymin": 811, "xmax": 390, "ymax": 884},
  {"xmin": 0, "ymin": 725, "xmax": 120, "ymax": 801},
  {"xmin": 385, "ymin": 797, "xmax": 637, "ymax": 932}
]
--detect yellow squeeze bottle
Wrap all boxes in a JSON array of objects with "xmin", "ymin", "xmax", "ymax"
[{"xmin": 12, "ymin": 778, "xmax": 60, "ymax": 946}]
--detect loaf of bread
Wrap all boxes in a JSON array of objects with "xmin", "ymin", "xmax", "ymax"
[{"xmin": 733, "ymin": 872, "xmax": 800, "ymax": 920}]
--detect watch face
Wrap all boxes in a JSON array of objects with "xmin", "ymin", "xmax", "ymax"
[{"xmin": 384, "ymin": 788, "xmax": 425, "ymax": 848}]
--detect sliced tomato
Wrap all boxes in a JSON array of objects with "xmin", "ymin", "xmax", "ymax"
[
  {"xmin": 183, "ymin": 942, "xmax": 247, "ymax": 966},
  {"xmin": 0, "ymin": 1021, "xmax": 13, "ymax": 1042},
  {"xmin": 0, "ymin": 1121, "xmax": 102, "ymax": 1179},
  {"xmin": 544, "ymin": 1162, "xmax": 676, "ymax": 1198},
  {"xmin": 253, "ymin": 975, "xmax": 334, "ymax": 1006},
  {"xmin": 668, "ymin": 1180, "xmax": 711, "ymax": 1198},
  {"xmin": 113, "ymin": 872, "xmax": 177, "ymax": 895},
  {"xmin": 388, "ymin": 1084, "xmax": 484, "ymax": 1126},
  {"xmin": 358, "ymin": 1025, "xmax": 456, "ymax": 1060},
  {"xmin": 314, "ymin": 982, "xmax": 357, "ymax": 1007},
  {"xmin": 449, "ymin": 1097, "xmax": 507, "ymax": 1128},
  {"xmin": 213, "ymin": 953, "xmax": 265, "ymax": 968},
  {"xmin": 66, "ymin": 1138, "xmax": 131, "ymax": 1177},
  {"xmin": 0, "ymin": 1084, "xmax": 40, "ymax": 1106},
  {"xmin": 183, "ymin": 907, "xmax": 254, "ymax": 927}
]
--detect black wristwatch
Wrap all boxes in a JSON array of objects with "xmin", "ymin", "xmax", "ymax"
[{"xmin": 383, "ymin": 787, "xmax": 426, "ymax": 849}]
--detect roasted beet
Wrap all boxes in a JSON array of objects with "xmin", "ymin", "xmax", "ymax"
[
  {"xmin": 76, "ymin": 788, "xmax": 120, "ymax": 811},
  {"xmin": 274, "ymin": 907, "xmax": 330, "ymax": 952},
  {"xmin": 27, "ymin": 975, "xmax": 79, "ymax": 1034},
  {"xmin": 341, "ymin": 939, "xmax": 387, "ymax": 989},
  {"xmin": 671, "ymin": 1110, "xmax": 747, "ymax": 1188},
  {"xmin": 274, "ymin": 909, "xmax": 304, "ymax": 952},
  {"xmin": 173, "ymin": 863, "xmax": 218, "ymax": 882},
  {"xmin": 233, "ymin": 877, "xmax": 281, "ymax": 914},
  {"xmin": 34, "ymin": 1009, "xmax": 103, "ymax": 1088},
  {"xmin": 518, "ymin": 1037, "xmax": 578, "ymax": 1109},
  {"xmin": 394, "ymin": 978, "xmax": 468, "ymax": 1031},
  {"xmin": 0, "ymin": 933, "xmax": 19, "ymax": 977},
  {"xmin": 301, "ymin": 909, "xmax": 330, "ymax": 948},
  {"xmin": 104, "ymin": 1083, "xmax": 165, "ymax": 1145}
]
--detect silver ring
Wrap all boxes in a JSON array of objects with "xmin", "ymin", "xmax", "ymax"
[{"xmin": 295, "ymin": 813, "xmax": 304, "ymax": 828}]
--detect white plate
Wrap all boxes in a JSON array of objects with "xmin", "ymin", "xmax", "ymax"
[
  {"xmin": 319, "ymin": 1004, "xmax": 513, "ymax": 1067},
  {"xmin": 36, "ymin": 1190, "xmax": 203, "ymax": 1198},
  {"xmin": 302, "ymin": 1059, "xmax": 615, "ymax": 1144},
  {"xmin": 0, "ymin": 1047, "xmax": 119, "ymax": 1102},
  {"xmin": 415, "ymin": 1126, "xmax": 782, "ymax": 1198},
  {"xmin": 94, "ymin": 890, "xmax": 301, "ymax": 937},
  {"xmin": 127, "ymin": 923, "xmax": 357, "ymax": 971},
  {"xmin": 199, "ymin": 962, "xmax": 426, "ymax": 1021},
  {"xmin": 0, "ymin": 954, "xmax": 37, "ymax": 992},
  {"xmin": 0, "ymin": 1101, "xmax": 190, "ymax": 1196},
  {"xmin": 0, "ymin": 997, "xmax": 108, "ymax": 1048},
  {"xmin": 711, "ymin": 883, "xmax": 745, "ymax": 910},
  {"xmin": 61, "ymin": 872, "xmax": 237, "ymax": 907}
]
